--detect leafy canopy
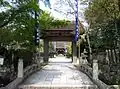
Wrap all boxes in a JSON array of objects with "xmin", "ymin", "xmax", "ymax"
[{"xmin": 85, "ymin": 0, "xmax": 120, "ymax": 49}]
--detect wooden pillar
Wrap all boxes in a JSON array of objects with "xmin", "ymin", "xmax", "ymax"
[
  {"xmin": 44, "ymin": 39, "xmax": 49, "ymax": 63},
  {"xmin": 72, "ymin": 41, "xmax": 77, "ymax": 63}
]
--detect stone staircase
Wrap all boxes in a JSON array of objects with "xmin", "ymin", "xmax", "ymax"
[{"xmin": 18, "ymin": 85, "xmax": 98, "ymax": 89}]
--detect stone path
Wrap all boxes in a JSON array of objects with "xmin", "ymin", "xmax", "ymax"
[{"xmin": 19, "ymin": 56, "xmax": 98, "ymax": 89}]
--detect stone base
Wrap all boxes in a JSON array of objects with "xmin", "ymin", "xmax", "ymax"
[
  {"xmin": 82, "ymin": 59, "xmax": 88, "ymax": 65},
  {"xmin": 19, "ymin": 85, "xmax": 98, "ymax": 89},
  {"xmin": 72, "ymin": 56, "xmax": 77, "ymax": 64},
  {"xmin": 43, "ymin": 59, "xmax": 49, "ymax": 63}
]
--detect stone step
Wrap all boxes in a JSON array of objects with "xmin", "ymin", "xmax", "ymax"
[{"xmin": 18, "ymin": 85, "xmax": 98, "ymax": 89}]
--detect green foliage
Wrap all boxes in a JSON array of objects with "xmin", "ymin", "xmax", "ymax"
[
  {"xmin": 85, "ymin": 0, "xmax": 120, "ymax": 85},
  {"xmin": 0, "ymin": 29, "xmax": 13, "ymax": 45},
  {"xmin": 51, "ymin": 19, "xmax": 71, "ymax": 28},
  {"xmin": 77, "ymin": 37, "xmax": 85, "ymax": 53},
  {"xmin": 0, "ymin": 0, "xmax": 11, "ymax": 7},
  {"xmin": 66, "ymin": 45, "xmax": 72, "ymax": 58},
  {"xmin": 49, "ymin": 42, "xmax": 54, "ymax": 53},
  {"xmin": 39, "ymin": 11, "xmax": 54, "ymax": 31},
  {"xmin": 39, "ymin": 11, "xmax": 71, "ymax": 31},
  {"xmin": 85, "ymin": 0, "xmax": 120, "ymax": 50},
  {"xmin": 0, "ymin": 0, "xmax": 40, "ymax": 28}
]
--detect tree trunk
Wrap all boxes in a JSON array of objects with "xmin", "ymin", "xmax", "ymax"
[
  {"xmin": 110, "ymin": 49, "xmax": 114, "ymax": 64},
  {"xmin": 118, "ymin": 0, "xmax": 120, "ymax": 11},
  {"xmin": 114, "ymin": 48, "xmax": 118, "ymax": 63},
  {"xmin": 112, "ymin": 49, "xmax": 116, "ymax": 64},
  {"xmin": 108, "ymin": 49, "xmax": 112, "ymax": 64},
  {"xmin": 86, "ymin": 28, "xmax": 92, "ymax": 62}
]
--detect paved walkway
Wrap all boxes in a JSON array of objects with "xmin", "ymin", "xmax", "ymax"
[{"xmin": 19, "ymin": 55, "xmax": 97, "ymax": 89}]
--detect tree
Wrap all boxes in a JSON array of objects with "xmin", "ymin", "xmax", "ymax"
[
  {"xmin": 0, "ymin": 0, "xmax": 39, "ymax": 28},
  {"xmin": 66, "ymin": 45, "xmax": 72, "ymax": 58},
  {"xmin": 85, "ymin": 0, "xmax": 120, "ymax": 50},
  {"xmin": 85, "ymin": 0, "xmax": 120, "ymax": 84}
]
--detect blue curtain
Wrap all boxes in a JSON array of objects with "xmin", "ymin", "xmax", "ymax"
[{"xmin": 74, "ymin": 0, "xmax": 78, "ymax": 42}]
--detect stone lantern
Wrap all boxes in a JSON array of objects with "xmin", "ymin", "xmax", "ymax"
[
  {"xmin": 0, "ymin": 55, "xmax": 4, "ymax": 66},
  {"xmin": 0, "ymin": 55, "xmax": 4, "ymax": 74},
  {"xmin": 82, "ymin": 49, "xmax": 88, "ymax": 64}
]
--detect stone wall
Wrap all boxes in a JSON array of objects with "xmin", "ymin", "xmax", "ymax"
[
  {"xmin": 88, "ymin": 51, "xmax": 120, "ymax": 88},
  {"xmin": 75, "ymin": 64, "xmax": 115, "ymax": 89}
]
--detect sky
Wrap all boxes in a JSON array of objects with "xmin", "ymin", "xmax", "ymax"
[
  {"xmin": 39, "ymin": 0, "xmax": 68, "ymax": 20},
  {"xmin": 39, "ymin": 0, "xmax": 88, "ymax": 27},
  {"xmin": 1, "ymin": 0, "xmax": 75, "ymax": 20}
]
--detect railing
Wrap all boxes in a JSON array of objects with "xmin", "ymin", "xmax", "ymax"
[
  {"xmin": 111, "ymin": 85, "xmax": 120, "ymax": 89},
  {"xmin": 23, "ymin": 64, "xmax": 39, "ymax": 78},
  {"xmin": 75, "ymin": 64, "xmax": 115, "ymax": 89},
  {"xmin": 0, "ymin": 64, "xmax": 42, "ymax": 89}
]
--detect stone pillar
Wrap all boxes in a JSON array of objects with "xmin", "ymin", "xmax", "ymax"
[
  {"xmin": 54, "ymin": 42, "xmax": 56, "ymax": 52},
  {"xmin": 112, "ymin": 49, "xmax": 116, "ymax": 63},
  {"xmin": 72, "ymin": 41, "xmax": 77, "ymax": 63},
  {"xmin": 82, "ymin": 49, "xmax": 88, "ymax": 65},
  {"xmin": 93, "ymin": 60, "xmax": 98, "ymax": 80},
  {"xmin": 44, "ymin": 39, "xmax": 49, "ymax": 63},
  {"xmin": 17, "ymin": 59, "xmax": 23, "ymax": 78},
  {"xmin": 106, "ymin": 50, "xmax": 109, "ymax": 64}
]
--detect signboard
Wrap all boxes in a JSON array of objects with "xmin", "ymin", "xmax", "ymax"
[
  {"xmin": 0, "ymin": 58, "xmax": 4, "ymax": 65},
  {"xmin": 46, "ymin": 30, "xmax": 73, "ymax": 37}
]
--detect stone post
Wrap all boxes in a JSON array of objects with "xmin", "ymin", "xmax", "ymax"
[
  {"xmin": 93, "ymin": 60, "xmax": 98, "ymax": 80},
  {"xmin": 112, "ymin": 49, "xmax": 116, "ymax": 63},
  {"xmin": 83, "ymin": 56, "xmax": 88, "ymax": 65},
  {"xmin": 106, "ymin": 50, "xmax": 109, "ymax": 64},
  {"xmin": 17, "ymin": 59, "xmax": 23, "ymax": 78},
  {"xmin": 44, "ymin": 39, "xmax": 49, "ymax": 63}
]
